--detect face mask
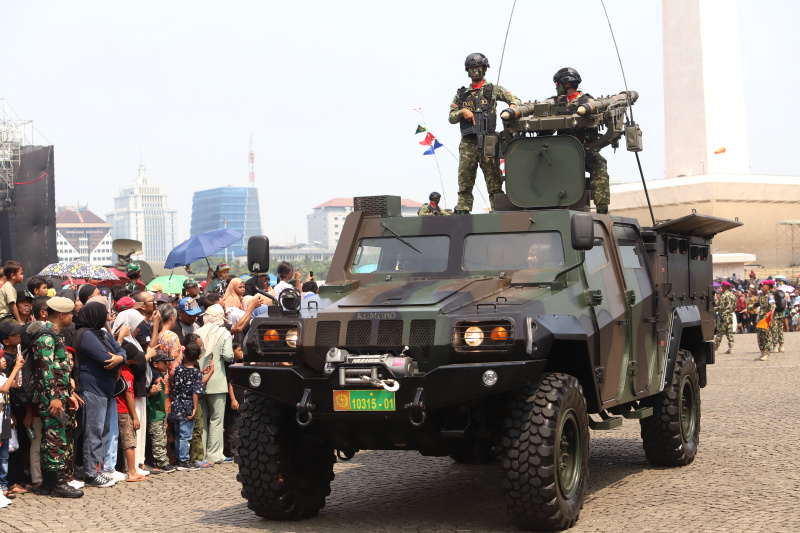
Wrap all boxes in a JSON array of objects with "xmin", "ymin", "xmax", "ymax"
[{"xmin": 556, "ymin": 82, "xmax": 566, "ymax": 96}]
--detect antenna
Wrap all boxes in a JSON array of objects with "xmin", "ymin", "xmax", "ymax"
[
  {"xmin": 248, "ymin": 134, "xmax": 255, "ymax": 185},
  {"xmin": 495, "ymin": 0, "xmax": 517, "ymax": 88}
]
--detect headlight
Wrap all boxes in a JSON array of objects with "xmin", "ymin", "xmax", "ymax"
[
  {"xmin": 491, "ymin": 326, "xmax": 509, "ymax": 342},
  {"xmin": 464, "ymin": 326, "xmax": 484, "ymax": 347},
  {"xmin": 286, "ymin": 328, "xmax": 299, "ymax": 348},
  {"xmin": 263, "ymin": 329, "xmax": 279, "ymax": 342}
]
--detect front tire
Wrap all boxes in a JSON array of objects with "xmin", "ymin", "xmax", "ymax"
[
  {"xmin": 640, "ymin": 350, "xmax": 701, "ymax": 466},
  {"xmin": 501, "ymin": 373, "xmax": 590, "ymax": 531},
  {"xmin": 234, "ymin": 392, "xmax": 335, "ymax": 520}
]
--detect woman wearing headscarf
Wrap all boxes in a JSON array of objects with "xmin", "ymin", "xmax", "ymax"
[
  {"xmin": 222, "ymin": 278, "xmax": 245, "ymax": 323},
  {"xmin": 73, "ymin": 302, "xmax": 126, "ymax": 488},
  {"xmin": 112, "ymin": 310, "xmax": 156, "ymax": 475},
  {"xmin": 195, "ymin": 304, "xmax": 233, "ymax": 463}
]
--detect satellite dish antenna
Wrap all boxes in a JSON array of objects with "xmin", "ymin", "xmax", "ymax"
[{"xmin": 112, "ymin": 239, "xmax": 143, "ymax": 267}]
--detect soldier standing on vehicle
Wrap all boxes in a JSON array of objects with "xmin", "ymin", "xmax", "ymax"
[
  {"xmin": 714, "ymin": 281, "xmax": 735, "ymax": 354},
  {"xmin": 418, "ymin": 192, "xmax": 451, "ymax": 216},
  {"xmin": 752, "ymin": 279, "xmax": 776, "ymax": 361},
  {"xmin": 449, "ymin": 53, "xmax": 520, "ymax": 214},
  {"xmin": 549, "ymin": 68, "xmax": 611, "ymax": 214}
]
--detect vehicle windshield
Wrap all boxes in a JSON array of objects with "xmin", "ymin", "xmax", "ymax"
[
  {"xmin": 463, "ymin": 231, "xmax": 565, "ymax": 271},
  {"xmin": 351, "ymin": 236, "xmax": 450, "ymax": 273}
]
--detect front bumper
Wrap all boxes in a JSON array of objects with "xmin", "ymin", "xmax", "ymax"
[{"xmin": 228, "ymin": 359, "xmax": 547, "ymax": 419}]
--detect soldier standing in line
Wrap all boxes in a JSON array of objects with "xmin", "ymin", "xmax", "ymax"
[
  {"xmin": 549, "ymin": 68, "xmax": 611, "ymax": 214},
  {"xmin": 770, "ymin": 287, "xmax": 786, "ymax": 353},
  {"xmin": 449, "ymin": 53, "xmax": 520, "ymax": 214},
  {"xmin": 125, "ymin": 262, "xmax": 142, "ymax": 292},
  {"xmin": 714, "ymin": 280, "xmax": 735, "ymax": 354},
  {"xmin": 418, "ymin": 192, "xmax": 452, "ymax": 216},
  {"xmin": 31, "ymin": 297, "xmax": 83, "ymax": 498},
  {"xmin": 752, "ymin": 279, "xmax": 776, "ymax": 361}
]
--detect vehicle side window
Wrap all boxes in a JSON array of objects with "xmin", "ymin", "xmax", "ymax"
[
  {"xmin": 618, "ymin": 240, "xmax": 641, "ymax": 269},
  {"xmin": 584, "ymin": 238, "xmax": 607, "ymax": 273}
]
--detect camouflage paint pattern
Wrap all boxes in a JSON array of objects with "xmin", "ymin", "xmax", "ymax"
[
  {"xmin": 148, "ymin": 419, "xmax": 169, "ymax": 468},
  {"xmin": 38, "ymin": 409, "xmax": 68, "ymax": 472},
  {"xmin": 585, "ymin": 152, "xmax": 609, "ymax": 214},
  {"xmin": 456, "ymin": 136, "xmax": 503, "ymax": 212},
  {"xmin": 770, "ymin": 306, "xmax": 784, "ymax": 348},
  {"xmin": 753, "ymin": 290, "xmax": 775, "ymax": 352},
  {"xmin": 714, "ymin": 290, "xmax": 736, "ymax": 350}
]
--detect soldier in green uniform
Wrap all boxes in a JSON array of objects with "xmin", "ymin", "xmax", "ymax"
[
  {"xmin": 549, "ymin": 68, "xmax": 611, "ymax": 214},
  {"xmin": 449, "ymin": 53, "xmax": 520, "ymax": 213},
  {"xmin": 752, "ymin": 280, "xmax": 776, "ymax": 361},
  {"xmin": 771, "ymin": 287, "xmax": 786, "ymax": 353},
  {"xmin": 125, "ymin": 262, "xmax": 142, "ymax": 292},
  {"xmin": 714, "ymin": 281, "xmax": 735, "ymax": 354},
  {"xmin": 31, "ymin": 296, "xmax": 83, "ymax": 497},
  {"xmin": 418, "ymin": 192, "xmax": 452, "ymax": 216}
]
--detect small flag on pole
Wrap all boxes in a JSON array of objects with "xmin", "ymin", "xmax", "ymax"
[
  {"xmin": 423, "ymin": 140, "xmax": 443, "ymax": 155},
  {"xmin": 415, "ymin": 125, "xmax": 427, "ymax": 135},
  {"xmin": 419, "ymin": 132, "xmax": 435, "ymax": 146}
]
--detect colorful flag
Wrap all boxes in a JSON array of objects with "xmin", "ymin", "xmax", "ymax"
[
  {"xmin": 419, "ymin": 132, "xmax": 435, "ymax": 146},
  {"xmin": 423, "ymin": 140, "xmax": 443, "ymax": 155},
  {"xmin": 756, "ymin": 310, "xmax": 772, "ymax": 330},
  {"xmin": 415, "ymin": 125, "xmax": 427, "ymax": 135}
]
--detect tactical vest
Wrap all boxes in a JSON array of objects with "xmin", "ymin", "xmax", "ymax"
[{"xmin": 456, "ymin": 83, "xmax": 497, "ymax": 136}]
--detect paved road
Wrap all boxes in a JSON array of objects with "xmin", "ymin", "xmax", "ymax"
[{"xmin": 3, "ymin": 332, "xmax": 799, "ymax": 532}]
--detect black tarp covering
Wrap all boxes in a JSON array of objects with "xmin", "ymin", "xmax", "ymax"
[{"xmin": 0, "ymin": 145, "xmax": 58, "ymax": 274}]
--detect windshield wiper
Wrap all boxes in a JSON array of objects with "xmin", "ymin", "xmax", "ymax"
[{"xmin": 380, "ymin": 222, "xmax": 422, "ymax": 254}]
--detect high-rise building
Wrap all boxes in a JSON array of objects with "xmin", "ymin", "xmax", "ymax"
[
  {"xmin": 56, "ymin": 206, "xmax": 114, "ymax": 265},
  {"xmin": 106, "ymin": 164, "xmax": 177, "ymax": 262},
  {"xmin": 307, "ymin": 198, "xmax": 423, "ymax": 249},
  {"xmin": 190, "ymin": 186, "xmax": 262, "ymax": 258}
]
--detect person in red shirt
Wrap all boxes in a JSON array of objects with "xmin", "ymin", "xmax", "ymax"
[{"xmin": 117, "ymin": 366, "xmax": 146, "ymax": 482}]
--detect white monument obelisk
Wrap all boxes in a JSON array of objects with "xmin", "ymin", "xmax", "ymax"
[{"xmin": 663, "ymin": 0, "xmax": 750, "ymax": 178}]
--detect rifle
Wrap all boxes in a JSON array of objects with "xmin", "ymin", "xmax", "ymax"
[{"xmin": 473, "ymin": 110, "xmax": 499, "ymax": 158}]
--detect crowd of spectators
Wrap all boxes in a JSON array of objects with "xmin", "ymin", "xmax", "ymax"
[
  {"xmin": 0, "ymin": 259, "xmax": 316, "ymax": 505},
  {"xmin": 715, "ymin": 271, "xmax": 800, "ymax": 334}
]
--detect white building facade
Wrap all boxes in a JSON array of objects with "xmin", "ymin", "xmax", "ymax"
[
  {"xmin": 56, "ymin": 206, "xmax": 114, "ymax": 265},
  {"xmin": 307, "ymin": 198, "xmax": 422, "ymax": 249},
  {"xmin": 106, "ymin": 164, "xmax": 177, "ymax": 262}
]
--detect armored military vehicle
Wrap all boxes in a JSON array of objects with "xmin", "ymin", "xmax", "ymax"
[{"xmin": 228, "ymin": 92, "xmax": 741, "ymax": 531}]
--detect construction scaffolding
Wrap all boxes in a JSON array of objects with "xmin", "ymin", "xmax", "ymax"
[
  {"xmin": 776, "ymin": 220, "xmax": 800, "ymax": 273},
  {"xmin": 0, "ymin": 98, "xmax": 34, "ymax": 202}
]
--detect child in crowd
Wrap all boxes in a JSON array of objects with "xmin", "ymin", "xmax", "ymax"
[
  {"xmin": 171, "ymin": 342, "xmax": 213, "ymax": 471},
  {"xmin": 146, "ymin": 350, "xmax": 175, "ymax": 474},
  {"xmin": 0, "ymin": 261, "xmax": 24, "ymax": 323},
  {"xmin": 117, "ymin": 365, "xmax": 146, "ymax": 482},
  {"xmin": 0, "ymin": 350, "xmax": 24, "ymax": 507},
  {"xmin": 223, "ymin": 342, "xmax": 244, "ymax": 458}
]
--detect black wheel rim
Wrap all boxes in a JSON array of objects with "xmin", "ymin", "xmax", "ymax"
[
  {"xmin": 680, "ymin": 376, "xmax": 697, "ymax": 440},
  {"xmin": 557, "ymin": 408, "xmax": 581, "ymax": 499}
]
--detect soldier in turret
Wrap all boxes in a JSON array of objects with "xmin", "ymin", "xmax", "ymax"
[
  {"xmin": 418, "ymin": 192, "xmax": 451, "ymax": 216},
  {"xmin": 550, "ymin": 67, "xmax": 611, "ymax": 214},
  {"xmin": 714, "ymin": 280, "xmax": 735, "ymax": 354},
  {"xmin": 449, "ymin": 53, "xmax": 520, "ymax": 214}
]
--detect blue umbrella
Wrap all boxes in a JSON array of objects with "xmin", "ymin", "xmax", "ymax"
[{"xmin": 165, "ymin": 229, "xmax": 243, "ymax": 269}]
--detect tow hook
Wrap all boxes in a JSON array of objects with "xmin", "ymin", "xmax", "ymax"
[
  {"xmin": 405, "ymin": 387, "xmax": 427, "ymax": 427},
  {"xmin": 295, "ymin": 388, "xmax": 315, "ymax": 427}
]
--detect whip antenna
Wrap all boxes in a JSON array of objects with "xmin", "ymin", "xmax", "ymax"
[
  {"xmin": 600, "ymin": 0, "xmax": 654, "ymax": 225},
  {"xmin": 495, "ymin": 0, "xmax": 517, "ymax": 87}
]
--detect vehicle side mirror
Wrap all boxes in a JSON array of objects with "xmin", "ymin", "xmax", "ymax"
[
  {"xmin": 570, "ymin": 213, "xmax": 594, "ymax": 251},
  {"xmin": 247, "ymin": 236, "xmax": 270, "ymax": 274}
]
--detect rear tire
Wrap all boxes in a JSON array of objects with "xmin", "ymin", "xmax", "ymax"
[
  {"xmin": 640, "ymin": 350, "xmax": 700, "ymax": 466},
  {"xmin": 234, "ymin": 392, "xmax": 335, "ymax": 519},
  {"xmin": 501, "ymin": 373, "xmax": 589, "ymax": 531}
]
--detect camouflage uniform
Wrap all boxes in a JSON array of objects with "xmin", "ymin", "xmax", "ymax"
[
  {"xmin": 31, "ymin": 322, "xmax": 71, "ymax": 473},
  {"xmin": 770, "ymin": 292, "xmax": 785, "ymax": 351},
  {"xmin": 124, "ymin": 281, "xmax": 138, "ymax": 292},
  {"xmin": 714, "ymin": 290, "xmax": 735, "ymax": 352},
  {"xmin": 418, "ymin": 203, "xmax": 451, "ymax": 216},
  {"xmin": 449, "ymin": 83, "xmax": 521, "ymax": 212},
  {"xmin": 147, "ymin": 419, "xmax": 169, "ymax": 468},
  {"xmin": 552, "ymin": 91, "xmax": 610, "ymax": 214},
  {"xmin": 752, "ymin": 290, "xmax": 775, "ymax": 354}
]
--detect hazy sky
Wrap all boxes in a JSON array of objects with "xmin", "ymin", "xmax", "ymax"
[{"xmin": 1, "ymin": 1, "xmax": 797, "ymax": 247}]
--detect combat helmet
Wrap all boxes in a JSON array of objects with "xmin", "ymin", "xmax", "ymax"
[
  {"xmin": 126, "ymin": 262, "xmax": 141, "ymax": 276},
  {"xmin": 553, "ymin": 67, "xmax": 581, "ymax": 86},
  {"xmin": 465, "ymin": 53, "xmax": 490, "ymax": 71},
  {"xmin": 429, "ymin": 192, "xmax": 441, "ymax": 203}
]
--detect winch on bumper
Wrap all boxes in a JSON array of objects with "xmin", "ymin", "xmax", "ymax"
[{"xmin": 227, "ymin": 348, "xmax": 546, "ymax": 427}]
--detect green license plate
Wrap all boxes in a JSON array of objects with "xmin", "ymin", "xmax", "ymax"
[{"xmin": 333, "ymin": 390, "xmax": 396, "ymax": 412}]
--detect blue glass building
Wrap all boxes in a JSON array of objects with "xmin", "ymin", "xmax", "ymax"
[{"xmin": 190, "ymin": 187, "xmax": 262, "ymax": 258}]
